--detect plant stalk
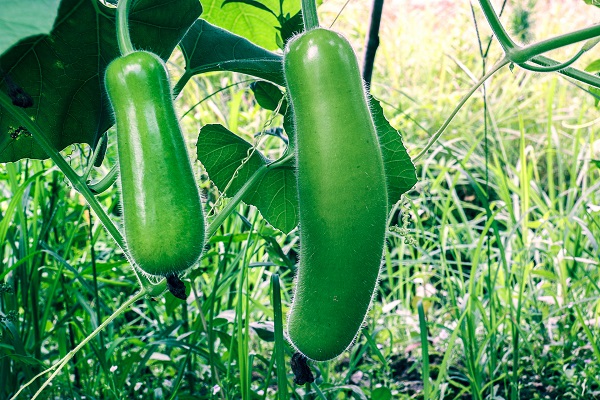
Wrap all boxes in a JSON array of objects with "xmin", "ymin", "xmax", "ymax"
[
  {"xmin": 510, "ymin": 23, "xmax": 600, "ymax": 64},
  {"xmin": 301, "ymin": 0, "xmax": 319, "ymax": 31},
  {"xmin": 362, "ymin": 0, "xmax": 385, "ymax": 87},
  {"xmin": 117, "ymin": 0, "xmax": 135, "ymax": 55}
]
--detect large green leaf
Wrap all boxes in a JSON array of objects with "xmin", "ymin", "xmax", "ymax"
[
  {"xmin": 180, "ymin": 19, "xmax": 284, "ymax": 86},
  {"xmin": 370, "ymin": 98, "xmax": 417, "ymax": 206},
  {"xmin": 200, "ymin": 0, "xmax": 300, "ymax": 50},
  {"xmin": 0, "ymin": 0, "xmax": 61, "ymax": 56},
  {"xmin": 197, "ymin": 124, "xmax": 298, "ymax": 234},
  {"xmin": 0, "ymin": 0, "xmax": 202, "ymax": 162},
  {"xmin": 197, "ymin": 95, "xmax": 416, "ymax": 233}
]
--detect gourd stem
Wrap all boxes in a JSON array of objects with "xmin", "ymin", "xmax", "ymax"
[
  {"xmin": 510, "ymin": 23, "xmax": 600, "ymax": 64},
  {"xmin": 477, "ymin": 0, "xmax": 517, "ymax": 52},
  {"xmin": 414, "ymin": 57, "xmax": 509, "ymax": 162},
  {"xmin": 173, "ymin": 71, "xmax": 192, "ymax": 98},
  {"xmin": 531, "ymin": 55, "xmax": 600, "ymax": 88},
  {"xmin": 362, "ymin": 0, "xmax": 385, "ymax": 87},
  {"xmin": 88, "ymin": 164, "xmax": 119, "ymax": 194},
  {"xmin": 477, "ymin": 0, "xmax": 600, "ymax": 89},
  {"xmin": 518, "ymin": 48, "xmax": 585, "ymax": 73},
  {"xmin": 82, "ymin": 132, "xmax": 107, "ymax": 179},
  {"xmin": 301, "ymin": 0, "xmax": 319, "ymax": 31},
  {"xmin": 117, "ymin": 0, "xmax": 135, "ymax": 55}
]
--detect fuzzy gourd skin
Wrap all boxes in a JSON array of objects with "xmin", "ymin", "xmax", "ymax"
[
  {"xmin": 284, "ymin": 28, "xmax": 388, "ymax": 361},
  {"xmin": 104, "ymin": 51, "xmax": 205, "ymax": 277}
]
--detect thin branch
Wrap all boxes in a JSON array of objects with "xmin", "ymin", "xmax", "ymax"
[{"xmin": 362, "ymin": 0, "xmax": 385, "ymax": 87}]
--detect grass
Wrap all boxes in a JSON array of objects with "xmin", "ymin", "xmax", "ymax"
[{"xmin": 2, "ymin": 0, "xmax": 600, "ymax": 399}]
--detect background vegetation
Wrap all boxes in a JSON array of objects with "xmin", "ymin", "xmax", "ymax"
[{"xmin": 2, "ymin": 0, "xmax": 600, "ymax": 399}]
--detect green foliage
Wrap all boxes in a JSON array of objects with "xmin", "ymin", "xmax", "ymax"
[
  {"xmin": 250, "ymin": 81, "xmax": 288, "ymax": 113},
  {"xmin": 0, "ymin": 0, "xmax": 201, "ymax": 162},
  {"xmin": 197, "ymin": 124, "xmax": 299, "ymax": 233},
  {"xmin": 179, "ymin": 19, "xmax": 284, "ymax": 87},
  {"xmin": 0, "ymin": 0, "xmax": 61, "ymax": 55},
  {"xmin": 200, "ymin": 0, "xmax": 301, "ymax": 50},
  {"xmin": 585, "ymin": 58, "xmax": 600, "ymax": 106},
  {"xmin": 510, "ymin": 1, "xmax": 536, "ymax": 43},
  {"xmin": 195, "ymin": 95, "xmax": 416, "ymax": 234},
  {"xmin": 370, "ymin": 98, "xmax": 417, "ymax": 209},
  {"xmin": 2, "ymin": 0, "xmax": 600, "ymax": 399}
]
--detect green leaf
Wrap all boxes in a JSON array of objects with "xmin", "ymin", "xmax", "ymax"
[
  {"xmin": 0, "ymin": 0, "xmax": 202, "ymax": 162},
  {"xmin": 250, "ymin": 81, "xmax": 287, "ymax": 113},
  {"xmin": 585, "ymin": 59, "xmax": 600, "ymax": 107},
  {"xmin": 261, "ymin": 235, "xmax": 297, "ymax": 269},
  {"xmin": 590, "ymin": 87, "xmax": 600, "ymax": 107},
  {"xmin": 3, "ymin": 353, "xmax": 45, "ymax": 367},
  {"xmin": 249, "ymin": 321, "xmax": 275, "ymax": 342},
  {"xmin": 371, "ymin": 387, "xmax": 393, "ymax": 400},
  {"xmin": 197, "ymin": 97, "xmax": 415, "ymax": 232},
  {"xmin": 200, "ymin": 0, "xmax": 300, "ymax": 50},
  {"xmin": 283, "ymin": 106, "xmax": 295, "ymax": 148},
  {"xmin": 222, "ymin": 0, "xmax": 277, "ymax": 17},
  {"xmin": 321, "ymin": 385, "xmax": 367, "ymax": 400},
  {"xmin": 585, "ymin": 59, "xmax": 600, "ymax": 73},
  {"xmin": 370, "ymin": 97, "xmax": 417, "ymax": 207},
  {"xmin": 197, "ymin": 124, "xmax": 299, "ymax": 233},
  {"xmin": 197, "ymin": 124, "xmax": 267, "ymax": 194},
  {"xmin": 247, "ymin": 166, "xmax": 298, "ymax": 232},
  {"xmin": 278, "ymin": 10, "xmax": 304, "ymax": 46},
  {"xmin": 180, "ymin": 19, "xmax": 284, "ymax": 86},
  {"xmin": 0, "ymin": 0, "xmax": 61, "ymax": 56}
]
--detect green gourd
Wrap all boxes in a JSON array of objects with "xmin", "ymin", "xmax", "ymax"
[
  {"xmin": 284, "ymin": 28, "xmax": 388, "ymax": 361},
  {"xmin": 104, "ymin": 51, "xmax": 205, "ymax": 277}
]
